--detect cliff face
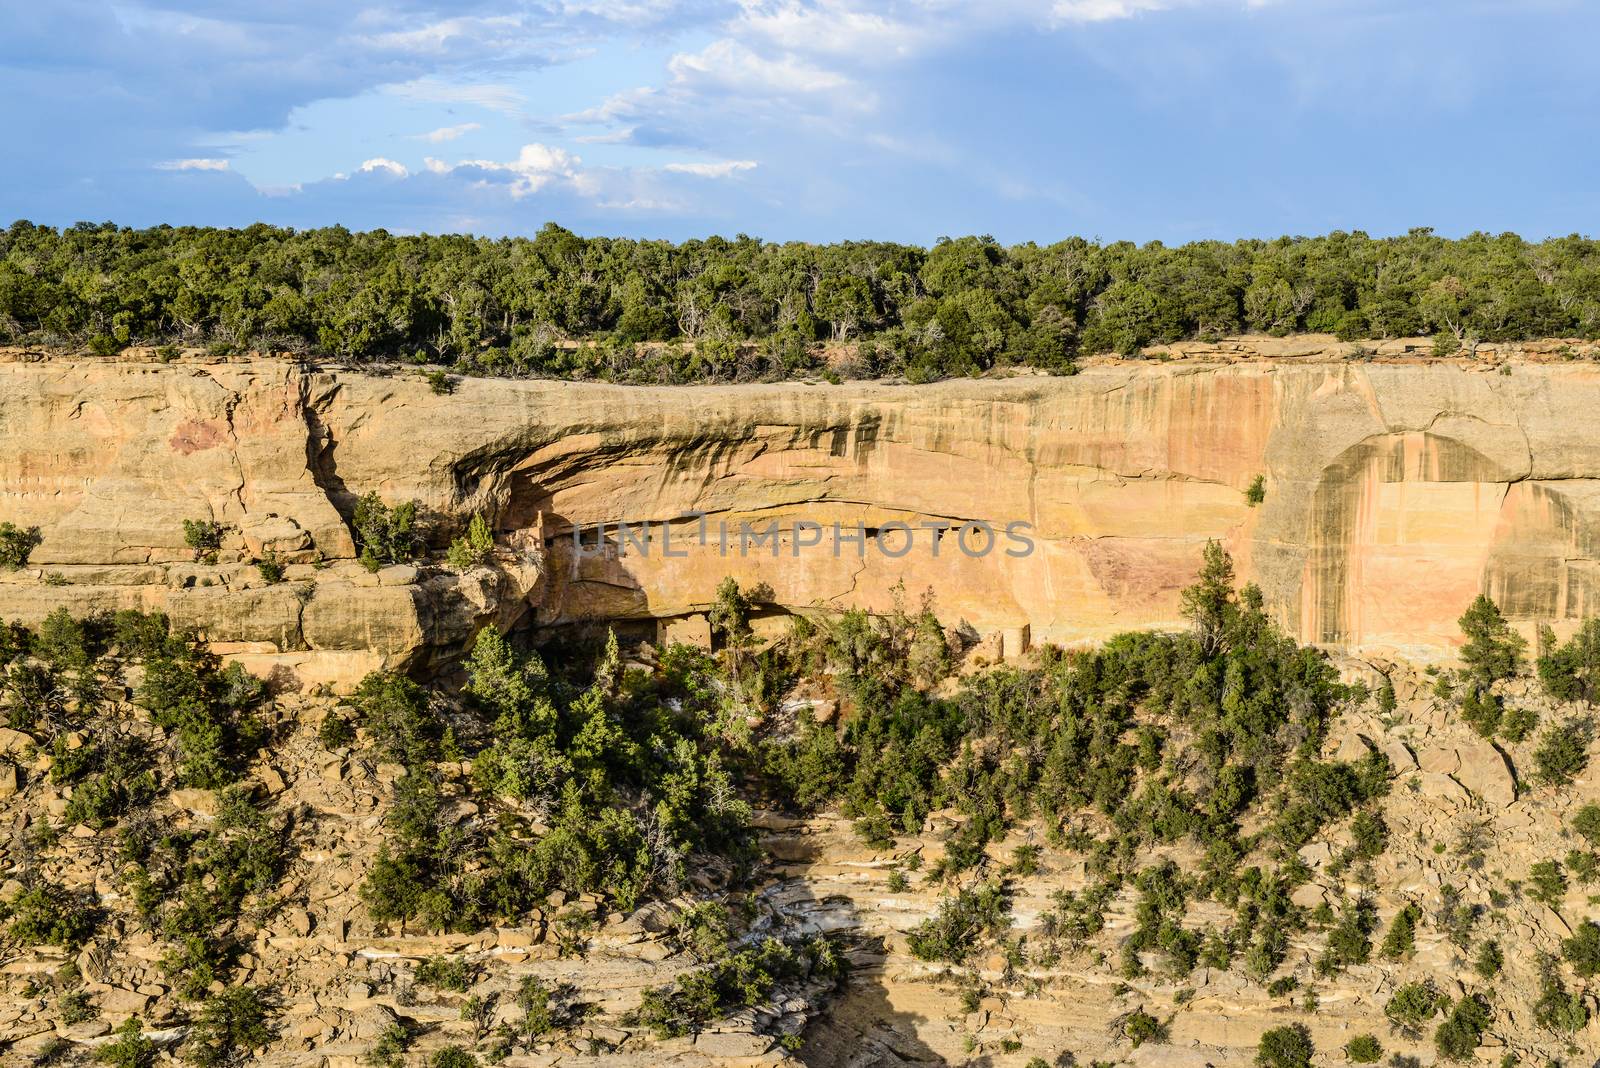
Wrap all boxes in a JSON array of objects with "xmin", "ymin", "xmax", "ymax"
[{"xmin": 3, "ymin": 349, "xmax": 1599, "ymax": 679}]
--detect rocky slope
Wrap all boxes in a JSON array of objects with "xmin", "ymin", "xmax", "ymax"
[
  {"xmin": 3, "ymin": 657, "xmax": 1597, "ymax": 1068},
  {"xmin": 4, "ymin": 339, "xmax": 1600, "ymax": 686}
]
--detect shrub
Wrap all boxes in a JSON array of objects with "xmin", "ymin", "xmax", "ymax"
[
  {"xmin": 1316, "ymin": 897, "xmax": 1376, "ymax": 975},
  {"xmin": 1534, "ymin": 718, "xmax": 1591, "ymax": 786},
  {"xmin": 1379, "ymin": 902, "xmax": 1420, "ymax": 960},
  {"xmin": 1255, "ymin": 1024, "xmax": 1313, "ymax": 1068},
  {"xmin": 64, "ymin": 764, "xmax": 158, "ymax": 829},
  {"xmin": 0, "ymin": 522, "xmax": 42, "ymax": 569},
  {"xmin": 430, "ymin": 1049, "xmax": 477, "ymax": 1068},
  {"xmin": 318, "ymin": 713, "xmax": 355, "ymax": 749},
  {"xmin": 1575, "ymin": 802, "xmax": 1600, "ymax": 846},
  {"xmin": 182, "ymin": 519, "xmax": 225, "ymax": 563},
  {"xmin": 415, "ymin": 955, "xmax": 474, "ymax": 993},
  {"xmin": 365, "ymin": 1022, "xmax": 411, "ymax": 1067},
  {"xmin": 907, "ymin": 883, "xmax": 1012, "ymax": 963},
  {"xmin": 1528, "ymin": 859, "xmax": 1567, "ymax": 909},
  {"xmin": 669, "ymin": 902, "xmax": 731, "ymax": 963},
  {"xmin": 446, "ymin": 513, "xmax": 494, "ymax": 571},
  {"xmin": 1123, "ymin": 1009, "xmax": 1164, "ymax": 1047},
  {"xmin": 352, "ymin": 671, "xmax": 437, "ymax": 768},
  {"xmin": 353, "ymin": 493, "xmax": 420, "ymax": 572},
  {"xmin": 1500, "ymin": 704, "xmax": 1539, "ymax": 742},
  {"xmin": 1538, "ymin": 618, "xmax": 1600, "ymax": 702},
  {"xmin": 59, "ymin": 989, "xmax": 97, "ymax": 1024},
  {"xmin": 184, "ymin": 986, "xmax": 272, "ymax": 1067},
  {"xmin": 1534, "ymin": 972, "xmax": 1589, "ymax": 1034},
  {"xmin": 635, "ymin": 937, "xmax": 844, "ymax": 1038},
  {"xmin": 255, "ymin": 553, "xmax": 285, "ymax": 583},
  {"xmin": 1349, "ymin": 809, "xmax": 1389, "ymax": 859},
  {"xmin": 1385, "ymin": 981, "xmax": 1443, "ymax": 1031},
  {"xmin": 1459, "ymin": 685, "xmax": 1502, "ymax": 737},
  {"xmin": 515, "ymin": 975, "xmax": 556, "ymax": 1038},
  {"xmin": 4, "ymin": 880, "xmax": 99, "ymax": 949},
  {"xmin": 1562, "ymin": 919, "xmax": 1600, "ymax": 976},
  {"xmin": 1567, "ymin": 848, "xmax": 1599, "ymax": 883},
  {"xmin": 1245, "ymin": 475, "xmax": 1266, "ymax": 506},
  {"xmin": 95, "ymin": 1017, "xmax": 155, "ymax": 1068},
  {"xmin": 1434, "ymin": 994, "xmax": 1491, "ymax": 1062},
  {"xmin": 1345, "ymin": 1034, "xmax": 1382, "ymax": 1063},
  {"xmin": 137, "ymin": 646, "xmax": 267, "ymax": 788},
  {"xmin": 1474, "ymin": 939, "xmax": 1504, "ymax": 979}
]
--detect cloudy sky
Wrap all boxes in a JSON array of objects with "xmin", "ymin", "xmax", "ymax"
[{"xmin": 2, "ymin": 1, "xmax": 1595, "ymax": 242}]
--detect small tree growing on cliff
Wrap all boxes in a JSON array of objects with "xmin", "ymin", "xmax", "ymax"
[
  {"xmin": 1180, "ymin": 540, "xmax": 1236, "ymax": 657},
  {"xmin": 255, "ymin": 552, "xmax": 285, "ymax": 583},
  {"xmin": 0, "ymin": 522, "xmax": 42, "ymax": 569},
  {"xmin": 183, "ymin": 518, "xmax": 225, "ymax": 564},
  {"xmin": 353, "ymin": 492, "xmax": 420, "ymax": 572},
  {"xmin": 1255, "ymin": 1024, "xmax": 1313, "ymax": 1068},
  {"xmin": 709, "ymin": 577, "xmax": 761, "ymax": 687},
  {"xmin": 446, "ymin": 514, "xmax": 494, "ymax": 571},
  {"xmin": 1458, "ymin": 594, "xmax": 1525, "ymax": 686},
  {"xmin": 1538, "ymin": 618, "xmax": 1600, "ymax": 702},
  {"xmin": 1345, "ymin": 1034, "xmax": 1382, "ymax": 1064},
  {"xmin": 1534, "ymin": 717, "xmax": 1592, "ymax": 787}
]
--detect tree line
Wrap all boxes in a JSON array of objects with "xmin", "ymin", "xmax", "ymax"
[{"xmin": 3, "ymin": 220, "xmax": 1600, "ymax": 383}]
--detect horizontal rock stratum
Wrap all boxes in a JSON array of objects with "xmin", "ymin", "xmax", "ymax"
[{"xmin": 2, "ymin": 344, "xmax": 1597, "ymax": 678}]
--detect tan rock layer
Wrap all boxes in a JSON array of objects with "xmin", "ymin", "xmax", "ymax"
[{"xmin": 4, "ymin": 351, "xmax": 1600, "ymax": 666}]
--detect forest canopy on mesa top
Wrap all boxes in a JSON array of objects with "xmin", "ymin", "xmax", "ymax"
[{"xmin": 4, "ymin": 221, "xmax": 1599, "ymax": 383}]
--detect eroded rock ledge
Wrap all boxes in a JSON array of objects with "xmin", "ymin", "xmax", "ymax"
[{"xmin": 4, "ymin": 345, "xmax": 1600, "ymax": 684}]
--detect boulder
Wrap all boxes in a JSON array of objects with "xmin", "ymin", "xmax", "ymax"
[
  {"xmin": 1380, "ymin": 737, "xmax": 1419, "ymax": 772},
  {"xmin": 168, "ymin": 788, "xmax": 220, "ymax": 818},
  {"xmin": 95, "ymin": 987, "xmax": 152, "ymax": 1016},
  {"xmin": 1331, "ymin": 728, "xmax": 1375, "ymax": 764},
  {"xmin": 1417, "ymin": 772, "xmax": 1468, "ymax": 802},
  {"xmin": 239, "ymin": 514, "xmax": 313, "ymax": 558},
  {"xmin": 1454, "ymin": 742, "xmax": 1517, "ymax": 806},
  {"xmin": 1419, "ymin": 746, "xmax": 1461, "ymax": 775}
]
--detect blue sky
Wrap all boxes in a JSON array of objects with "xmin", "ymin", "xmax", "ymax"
[{"xmin": 2, "ymin": 1, "xmax": 1595, "ymax": 243}]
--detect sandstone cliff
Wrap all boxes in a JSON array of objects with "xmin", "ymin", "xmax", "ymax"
[{"xmin": 3, "ymin": 343, "xmax": 1599, "ymax": 682}]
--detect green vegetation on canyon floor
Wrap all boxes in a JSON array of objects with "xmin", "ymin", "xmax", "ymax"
[
  {"xmin": 2, "ymin": 549, "xmax": 1600, "ymax": 1065},
  {"xmin": 5, "ymin": 221, "xmax": 1600, "ymax": 384}
]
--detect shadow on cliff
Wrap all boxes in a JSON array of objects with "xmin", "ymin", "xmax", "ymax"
[
  {"xmin": 304, "ymin": 403, "xmax": 356, "ymax": 521},
  {"xmin": 761, "ymin": 833, "xmax": 964, "ymax": 1068}
]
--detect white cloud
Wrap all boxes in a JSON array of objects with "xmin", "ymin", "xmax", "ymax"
[
  {"xmin": 433, "ymin": 143, "xmax": 583, "ymax": 197},
  {"xmin": 1052, "ymin": 0, "xmax": 1171, "ymax": 20},
  {"xmin": 731, "ymin": 0, "xmax": 929, "ymax": 60},
  {"xmin": 668, "ymin": 38, "xmax": 851, "ymax": 95},
  {"xmin": 563, "ymin": 86, "xmax": 659, "ymax": 126},
  {"xmin": 663, "ymin": 159, "xmax": 759, "ymax": 178},
  {"xmin": 360, "ymin": 15, "xmax": 524, "ymax": 55},
  {"xmin": 358, "ymin": 157, "xmax": 409, "ymax": 177},
  {"xmin": 418, "ymin": 122, "xmax": 481, "ymax": 143},
  {"xmin": 1052, "ymin": 0, "xmax": 1281, "ymax": 21},
  {"xmin": 154, "ymin": 158, "xmax": 230, "ymax": 171}
]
